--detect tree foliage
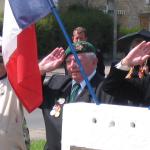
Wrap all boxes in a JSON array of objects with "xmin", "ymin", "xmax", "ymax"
[{"xmin": 36, "ymin": 5, "xmax": 113, "ymax": 57}]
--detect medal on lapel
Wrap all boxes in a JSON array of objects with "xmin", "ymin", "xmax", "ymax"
[
  {"xmin": 50, "ymin": 98, "xmax": 65, "ymax": 118},
  {"xmin": 57, "ymin": 98, "xmax": 65, "ymax": 104},
  {"xmin": 54, "ymin": 105, "xmax": 61, "ymax": 117}
]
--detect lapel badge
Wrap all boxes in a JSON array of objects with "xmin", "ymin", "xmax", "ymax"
[{"xmin": 57, "ymin": 98, "xmax": 65, "ymax": 105}]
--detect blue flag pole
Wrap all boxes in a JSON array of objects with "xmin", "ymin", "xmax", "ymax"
[{"xmin": 47, "ymin": 0, "xmax": 100, "ymax": 105}]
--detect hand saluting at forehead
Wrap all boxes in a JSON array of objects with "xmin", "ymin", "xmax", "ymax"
[
  {"xmin": 121, "ymin": 41, "xmax": 150, "ymax": 67},
  {"xmin": 39, "ymin": 47, "xmax": 65, "ymax": 75}
]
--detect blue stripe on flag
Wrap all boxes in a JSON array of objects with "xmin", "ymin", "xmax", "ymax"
[{"xmin": 9, "ymin": 0, "xmax": 52, "ymax": 29}]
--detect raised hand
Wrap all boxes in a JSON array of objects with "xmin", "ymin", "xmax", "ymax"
[
  {"xmin": 39, "ymin": 47, "xmax": 65, "ymax": 75},
  {"xmin": 122, "ymin": 41, "xmax": 150, "ymax": 67}
]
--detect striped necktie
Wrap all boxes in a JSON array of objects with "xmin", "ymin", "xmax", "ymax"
[{"xmin": 70, "ymin": 83, "xmax": 81, "ymax": 102}]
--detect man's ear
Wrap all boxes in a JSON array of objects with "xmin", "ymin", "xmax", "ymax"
[
  {"xmin": 85, "ymin": 36, "xmax": 88, "ymax": 41},
  {"xmin": 95, "ymin": 57, "xmax": 98, "ymax": 64},
  {"xmin": 72, "ymin": 36, "xmax": 74, "ymax": 42},
  {"xmin": 92, "ymin": 57, "xmax": 98, "ymax": 67}
]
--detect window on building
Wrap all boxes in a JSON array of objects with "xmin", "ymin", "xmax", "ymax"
[
  {"xmin": 145, "ymin": 0, "xmax": 150, "ymax": 5},
  {"xmin": 107, "ymin": 0, "xmax": 114, "ymax": 11}
]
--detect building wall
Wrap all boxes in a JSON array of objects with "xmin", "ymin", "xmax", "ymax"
[
  {"xmin": 116, "ymin": 0, "xmax": 145, "ymax": 28},
  {"xmin": 0, "ymin": 0, "xmax": 4, "ymax": 13},
  {"xmin": 59, "ymin": 0, "xmax": 150, "ymax": 29},
  {"xmin": 0, "ymin": 0, "xmax": 149, "ymax": 29}
]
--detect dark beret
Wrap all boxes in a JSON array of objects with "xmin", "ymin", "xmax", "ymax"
[{"xmin": 65, "ymin": 41, "xmax": 96, "ymax": 58}]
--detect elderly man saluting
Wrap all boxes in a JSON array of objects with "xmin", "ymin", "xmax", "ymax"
[{"xmin": 39, "ymin": 41, "xmax": 112, "ymax": 150}]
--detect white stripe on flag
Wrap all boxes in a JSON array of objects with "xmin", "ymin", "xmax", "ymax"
[{"xmin": 2, "ymin": 0, "xmax": 21, "ymax": 65}]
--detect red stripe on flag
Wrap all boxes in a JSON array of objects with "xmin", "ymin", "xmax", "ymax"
[{"xmin": 6, "ymin": 25, "xmax": 43, "ymax": 112}]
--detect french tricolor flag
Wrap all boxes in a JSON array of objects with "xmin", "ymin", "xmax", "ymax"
[{"xmin": 2, "ymin": 0, "xmax": 54, "ymax": 112}]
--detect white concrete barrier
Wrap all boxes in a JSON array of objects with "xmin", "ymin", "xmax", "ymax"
[{"xmin": 62, "ymin": 103, "xmax": 150, "ymax": 150}]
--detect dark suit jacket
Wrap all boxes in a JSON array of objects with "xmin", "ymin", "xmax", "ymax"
[
  {"xmin": 41, "ymin": 72, "xmax": 113, "ymax": 150},
  {"xmin": 102, "ymin": 66, "xmax": 150, "ymax": 106},
  {"xmin": 96, "ymin": 49, "xmax": 105, "ymax": 77}
]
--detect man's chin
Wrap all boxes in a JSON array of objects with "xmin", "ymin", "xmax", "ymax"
[
  {"xmin": 72, "ymin": 76, "xmax": 78, "ymax": 80},
  {"xmin": 71, "ymin": 75, "xmax": 82, "ymax": 82}
]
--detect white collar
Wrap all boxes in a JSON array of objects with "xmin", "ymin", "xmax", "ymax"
[{"xmin": 72, "ymin": 69, "xmax": 96, "ymax": 91}]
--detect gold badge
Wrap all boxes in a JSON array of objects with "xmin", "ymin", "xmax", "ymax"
[
  {"xmin": 57, "ymin": 98, "xmax": 65, "ymax": 105},
  {"xmin": 75, "ymin": 44, "xmax": 83, "ymax": 51}
]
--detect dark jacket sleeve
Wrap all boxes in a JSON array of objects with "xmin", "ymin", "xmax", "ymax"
[
  {"xmin": 96, "ymin": 49, "xmax": 105, "ymax": 77},
  {"xmin": 102, "ymin": 66, "xmax": 150, "ymax": 104},
  {"xmin": 40, "ymin": 74, "xmax": 71, "ymax": 109}
]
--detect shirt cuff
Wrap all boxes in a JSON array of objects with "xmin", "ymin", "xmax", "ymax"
[{"xmin": 115, "ymin": 61, "xmax": 130, "ymax": 71}]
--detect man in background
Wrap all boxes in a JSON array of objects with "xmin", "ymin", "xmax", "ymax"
[{"xmin": 71, "ymin": 26, "xmax": 105, "ymax": 76}]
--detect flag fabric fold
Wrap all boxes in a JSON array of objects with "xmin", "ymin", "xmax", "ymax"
[
  {"xmin": 2, "ymin": 0, "xmax": 54, "ymax": 112},
  {"xmin": 8, "ymin": 0, "xmax": 51, "ymax": 29}
]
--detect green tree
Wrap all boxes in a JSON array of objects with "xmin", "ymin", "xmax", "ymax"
[{"xmin": 36, "ymin": 5, "xmax": 113, "ymax": 57}]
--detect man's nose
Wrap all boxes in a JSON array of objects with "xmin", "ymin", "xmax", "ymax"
[
  {"xmin": 77, "ymin": 39, "xmax": 81, "ymax": 42},
  {"xmin": 70, "ymin": 60, "xmax": 78, "ymax": 68}
]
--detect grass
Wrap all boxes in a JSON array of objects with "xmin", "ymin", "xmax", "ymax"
[{"xmin": 30, "ymin": 140, "xmax": 46, "ymax": 150}]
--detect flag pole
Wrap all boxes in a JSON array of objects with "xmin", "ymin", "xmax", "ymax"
[{"xmin": 47, "ymin": 0, "xmax": 100, "ymax": 104}]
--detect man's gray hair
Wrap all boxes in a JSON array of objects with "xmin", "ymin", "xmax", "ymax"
[{"xmin": 85, "ymin": 52, "xmax": 97, "ymax": 59}]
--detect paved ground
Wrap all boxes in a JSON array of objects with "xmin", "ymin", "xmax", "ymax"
[
  {"xmin": 24, "ymin": 68, "xmax": 66, "ymax": 140},
  {"xmin": 25, "ymin": 65, "xmax": 111, "ymax": 140},
  {"xmin": 24, "ymin": 109, "xmax": 46, "ymax": 140}
]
